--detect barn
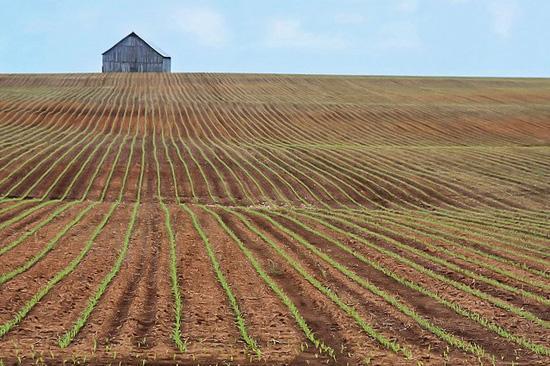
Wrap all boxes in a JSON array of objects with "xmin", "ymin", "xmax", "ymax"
[{"xmin": 102, "ymin": 32, "xmax": 171, "ymax": 73}]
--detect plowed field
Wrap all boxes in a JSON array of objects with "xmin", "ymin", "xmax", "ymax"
[{"xmin": 0, "ymin": 73, "xmax": 548, "ymax": 365}]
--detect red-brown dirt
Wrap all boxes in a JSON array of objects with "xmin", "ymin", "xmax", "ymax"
[{"xmin": 0, "ymin": 73, "xmax": 548, "ymax": 365}]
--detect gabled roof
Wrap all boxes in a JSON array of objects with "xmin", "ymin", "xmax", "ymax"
[{"xmin": 102, "ymin": 32, "xmax": 171, "ymax": 58}]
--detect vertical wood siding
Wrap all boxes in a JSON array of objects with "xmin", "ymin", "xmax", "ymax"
[{"xmin": 102, "ymin": 35, "xmax": 171, "ymax": 73}]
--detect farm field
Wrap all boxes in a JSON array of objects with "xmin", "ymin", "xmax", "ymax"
[{"xmin": 0, "ymin": 73, "xmax": 548, "ymax": 365}]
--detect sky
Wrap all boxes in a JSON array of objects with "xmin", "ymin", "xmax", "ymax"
[{"xmin": 0, "ymin": 0, "xmax": 549, "ymax": 77}]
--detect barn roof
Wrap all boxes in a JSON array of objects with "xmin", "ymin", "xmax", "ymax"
[{"xmin": 102, "ymin": 32, "xmax": 171, "ymax": 58}]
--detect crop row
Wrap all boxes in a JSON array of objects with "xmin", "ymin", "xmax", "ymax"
[{"xmin": 1, "ymin": 75, "xmax": 548, "ymax": 210}]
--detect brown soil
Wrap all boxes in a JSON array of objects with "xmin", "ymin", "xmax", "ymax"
[{"xmin": 0, "ymin": 73, "xmax": 549, "ymax": 365}]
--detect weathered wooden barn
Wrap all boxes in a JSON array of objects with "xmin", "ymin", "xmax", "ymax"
[{"xmin": 102, "ymin": 32, "xmax": 171, "ymax": 73}]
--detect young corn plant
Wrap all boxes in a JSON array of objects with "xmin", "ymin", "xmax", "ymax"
[
  {"xmin": 0, "ymin": 201, "xmax": 78, "ymax": 256},
  {"xmin": 161, "ymin": 202, "xmax": 186, "ymax": 352},
  {"xmin": 301, "ymin": 210, "xmax": 550, "ymax": 329},
  {"xmin": 0, "ymin": 203, "xmax": 96, "ymax": 285},
  {"xmin": 202, "ymin": 206, "xmax": 335, "ymax": 358},
  {"xmin": 264, "ymin": 209, "xmax": 488, "ymax": 358},
  {"xmin": 226, "ymin": 207, "xmax": 412, "ymax": 359},
  {"xmin": 182, "ymin": 204, "xmax": 261, "ymax": 357},
  {"xmin": 0, "ymin": 203, "xmax": 117, "ymax": 339},
  {"xmin": 58, "ymin": 202, "xmax": 134, "ymax": 348},
  {"xmin": 293, "ymin": 209, "xmax": 550, "ymax": 355}
]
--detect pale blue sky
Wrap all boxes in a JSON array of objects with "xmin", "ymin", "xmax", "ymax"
[{"xmin": 0, "ymin": 0, "xmax": 548, "ymax": 76}]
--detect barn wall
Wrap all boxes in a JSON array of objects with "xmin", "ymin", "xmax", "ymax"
[
  {"xmin": 162, "ymin": 58, "xmax": 171, "ymax": 73},
  {"xmin": 102, "ymin": 35, "xmax": 171, "ymax": 73}
]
